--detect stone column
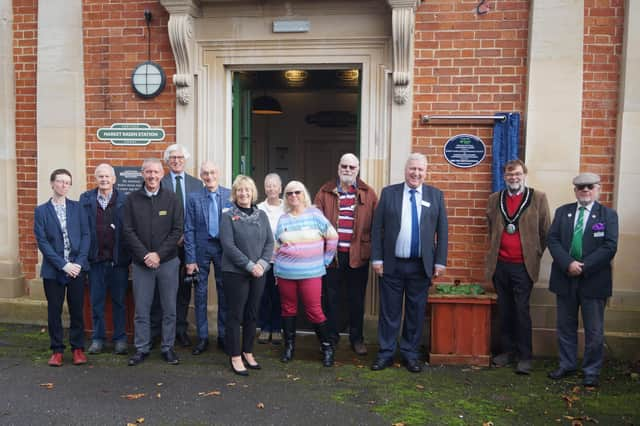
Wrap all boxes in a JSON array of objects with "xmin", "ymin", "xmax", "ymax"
[
  {"xmin": 0, "ymin": 0, "xmax": 24, "ymax": 297},
  {"xmin": 613, "ymin": 0, "xmax": 640, "ymax": 294}
]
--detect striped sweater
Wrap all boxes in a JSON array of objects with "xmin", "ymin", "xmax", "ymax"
[{"xmin": 274, "ymin": 207, "xmax": 338, "ymax": 280}]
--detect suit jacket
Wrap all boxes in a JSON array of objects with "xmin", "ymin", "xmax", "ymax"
[
  {"xmin": 79, "ymin": 187, "xmax": 131, "ymax": 266},
  {"xmin": 547, "ymin": 201, "xmax": 618, "ymax": 298},
  {"xmin": 34, "ymin": 198, "xmax": 90, "ymax": 282},
  {"xmin": 371, "ymin": 182, "xmax": 448, "ymax": 279},
  {"xmin": 485, "ymin": 188, "xmax": 550, "ymax": 283},
  {"xmin": 184, "ymin": 186, "xmax": 232, "ymax": 265},
  {"xmin": 161, "ymin": 171, "xmax": 203, "ymax": 215}
]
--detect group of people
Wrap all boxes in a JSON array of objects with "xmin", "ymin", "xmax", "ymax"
[
  {"xmin": 34, "ymin": 148, "xmax": 617, "ymax": 386},
  {"xmin": 487, "ymin": 160, "xmax": 618, "ymax": 388}
]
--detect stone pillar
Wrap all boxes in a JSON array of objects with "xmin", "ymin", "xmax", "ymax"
[
  {"xmin": 613, "ymin": 0, "xmax": 640, "ymax": 294},
  {"xmin": 0, "ymin": 0, "xmax": 24, "ymax": 297},
  {"xmin": 36, "ymin": 0, "xmax": 86, "ymax": 203}
]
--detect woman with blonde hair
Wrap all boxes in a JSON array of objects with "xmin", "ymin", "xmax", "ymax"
[
  {"xmin": 220, "ymin": 175, "xmax": 274, "ymax": 376},
  {"xmin": 274, "ymin": 180, "xmax": 338, "ymax": 366}
]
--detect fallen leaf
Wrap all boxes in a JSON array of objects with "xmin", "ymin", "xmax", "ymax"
[
  {"xmin": 156, "ymin": 393, "xmax": 161, "ymax": 399},
  {"xmin": 292, "ymin": 377, "xmax": 300, "ymax": 381},
  {"xmin": 226, "ymin": 382, "xmax": 236, "ymax": 387},
  {"xmin": 393, "ymin": 362, "xmax": 402, "ymax": 368},
  {"xmin": 356, "ymin": 364, "xmax": 365, "ymax": 368},
  {"xmin": 121, "ymin": 393, "xmax": 146, "ymax": 400},
  {"xmin": 416, "ymin": 384, "xmax": 425, "ymax": 390},
  {"xmin": 40, "ymin": 328, "xmax": 46, "ymax": 333},
  {"xmin": 156, "ymin": 382, "xmax": 163, "ymax": 387},
  {"xmin": 198, "ymin": 390, "xmax": 221, "ymax": 397},
  {"xmin": 257, "ymin": 402, "xmax": 265, "ymax": 409},
  {"xmin": 336, "ymin": 377, "xmax": 344, "ymax": 382},
  {"xmin": 571, "ymin": 421, "xmax": 583, "ymax": 426},
  {"xmin": 136, "ymin": 418, "xmax": 145, "ymax": 424},
  {"xmin": 483, "ymin": 422, "xmax": 494, "ymax": 426},
  {"xmin": 504, "ymin": 408, "xmax": 514, "ymax": 413},
  {"xmin": 392, "ymin": 423, "xmax": 405, "ymax": 426},
  {"xmin": 39, "ymin": 383, "xmax": 54, "ymax": 389},
  {"xmin": 572, "ymin": 386, "xmax": 581, "ymax": 394},
  {"xmin": 127, "ymin": 423, "xmax": 136, "ymax": 426}
]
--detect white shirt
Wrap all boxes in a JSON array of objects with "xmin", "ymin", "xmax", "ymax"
[
  {"xmin": 573, "ymin": 202, "xmax": 594, "ymax": 231},
  {"xmin": 395, "ymin": 183, "xmax": 422, "ymax": 258},
  {"xmin": 257, "ymin": 199, "xmax": 285, "ymax": 234}
]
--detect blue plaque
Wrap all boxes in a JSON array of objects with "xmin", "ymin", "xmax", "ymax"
[{"xmin": 443, "ymin": 134, "xmax": 486, "ymax": 168}]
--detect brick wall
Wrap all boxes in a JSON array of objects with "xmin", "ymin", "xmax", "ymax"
[
  {"xmin": 83, "ymin": 0, "xmax": 176, "ymax": 187},
  {"xmin": 14, "ymin": 0, "xmax": 38, "ymax": 279},
  {"xmin": 581, "ymin": 0, "xmax": 624, "ymax": 207},
  {"xmin": 413, "ymin": 0, "xmax": 530, "ymax": 284}
]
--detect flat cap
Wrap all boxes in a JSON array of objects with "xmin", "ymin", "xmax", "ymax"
[{"xmin": 573, "ymin": 172, "xmax": 600, "ymax": 186}]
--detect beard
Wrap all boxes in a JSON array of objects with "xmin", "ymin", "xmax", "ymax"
[
  {"xmin": 506, "ymin": 182, "xmax": 523, "ymax": 194},
  {"xmin": 339, "ymin": 174, "xmax": 356, "ymax": 187}
]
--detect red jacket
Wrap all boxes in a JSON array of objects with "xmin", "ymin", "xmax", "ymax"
[{"xmin": 314, "ymin": 178, "xmax": 378, "ymax": 268}]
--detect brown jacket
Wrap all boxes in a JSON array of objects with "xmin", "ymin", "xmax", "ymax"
[
  {"xmin": 486, "ymin": 188, "xmax": 551, "ymax": 283},
  {"xmin": 314, "ymin": 177, "xmax": 378, "ymax": 268}
]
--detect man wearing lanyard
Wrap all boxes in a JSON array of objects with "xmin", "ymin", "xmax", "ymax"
[
  {"xmin": 486, "ymin": 159, "xmax": 550, "ymax": 375},
  {"xmin": 547, "ymin": 173, "xmax": 618, "ymax": 388},
  {"xmin": 154, "ymin": 144, "xmax": 202, "ymax": 348}
]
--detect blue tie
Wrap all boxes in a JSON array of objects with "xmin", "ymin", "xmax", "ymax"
[
  {"xmin": 409, "ymin": 189, "xmax": 420, "ymax": 258},
  {"xmin": 208, "ymin": 192, "xmax": 218, "ymax": 238}
]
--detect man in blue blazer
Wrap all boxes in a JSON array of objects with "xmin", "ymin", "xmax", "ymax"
[
  {"xmin": 151, "ymin": 144, "xmax": 203, "ymax": 348},
  {"xmin": 547, "ymin": 173, "xmax": 618, "ymax": 388},
  {"xmin": 80, "ymin": 164, "xmax": 131, "ymax": 355},
  {"xmin": 34, "ymin": 168, "xmax": 90, "ymax": 366},
  {"xmin": 371, "ymin": 153, "xmax": 448, "ymax": 373},
  {"xmin": 184, "ymin": 161, "xmax": 232, "ymax": 355}
]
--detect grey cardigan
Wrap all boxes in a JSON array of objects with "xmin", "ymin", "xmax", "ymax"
[{"xmin": 220, "ymin": 204, "xmax": 274, "ymax": 275}]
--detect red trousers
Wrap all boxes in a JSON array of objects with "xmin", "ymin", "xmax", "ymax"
[{"xmin": 277, "ymin": 277, "xmax": 326, "ymax": 324}]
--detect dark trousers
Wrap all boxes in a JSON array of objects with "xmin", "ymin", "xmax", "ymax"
[
  {"xmin": 258, "ymin": 267, "xmax": 281, "ymax": 333},
  {"xmin": 322, "ymin": 251, "xmax": 369, "ymax": 344},
  {"xmin": 493, "ymin": 260, "xmax": 534, "ymax": 360},
  {"xmin": 556, "ymin": 280, "xmax": 606, "ymax": 377},
  {"xmin": 222, "ymin": 271, "xmax": 266, "ymax": 357},
  {"xmin": 88, "ymin": 261, "xmax": 129, "ymax": 343},
  {"xmin": 194, "ymin": 239, "xmax": 226, "ymax": 340},
  {"xmin": 43, "ymin": 275, "xmax": 85, "ymax": 352},
  {"xmin": 175, "ymin": 245, "xmax": 190, "ymax": 336},
  {"xmin": 376, "ymin": 258, "xmax": 429, "ymax": 362}
]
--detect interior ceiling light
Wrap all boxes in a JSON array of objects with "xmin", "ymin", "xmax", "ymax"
[
  {"xmin": 336, "ymin": 69, "xmax": 359, "ymax": 81},
  {"xmin": 284, "ymin": 69, "xmax": 308, "ymax": 82},
  {"xmin": 252, "ymin": 95, "xmax": 283, "ymax": 115}
]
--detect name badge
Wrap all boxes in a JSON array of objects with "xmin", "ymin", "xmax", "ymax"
[
  {"xmin": 593, "ymin": 231, "xmax": 604, "ymax": 238},
  {"xmin": 421, "ymin": 200, "xmax": 431, "ymax": 208},
  {"xmin": 159, "ymin": 210, "xmax": 167, "ymax": 216},
  {"xmin": 222, "ymin": 207, "xmax": 230, "ymax": 213}
]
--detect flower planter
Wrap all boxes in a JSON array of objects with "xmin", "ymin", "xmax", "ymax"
[{"xmin": 428, "ymin": 293, "xmax": 497, "ymax": 366}]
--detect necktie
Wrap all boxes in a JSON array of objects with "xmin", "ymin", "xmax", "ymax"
[
  {"xmin": 208, "ymin": 192, "xmax": 218, "ymax": 238},
  {"xmin": 175, "ymin": 175, "xmax": 184, "ymax": 208},
  {"xmin": 570, "ymin": 206, "xmax": 586, "ymax": 260},
  {"xmin": 409, "ymin": 189, "xmax": 420, "ymax": 258}
]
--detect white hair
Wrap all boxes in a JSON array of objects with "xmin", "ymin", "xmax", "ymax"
[{"xmin": 163, "ymin": 144, "xmax": 191, "ymax": 162}]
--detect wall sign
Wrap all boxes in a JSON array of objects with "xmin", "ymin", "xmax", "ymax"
[
  {"xmin": 114, "ymin": 166, "xmax": 144, "ymax": 195},
  {"xmin": 443, "ymin": 134, "xmax": 486, "ymax": 168},
  {"xmin": 96, "ymin": 123, "xmax": 165, "ymax": 146}
]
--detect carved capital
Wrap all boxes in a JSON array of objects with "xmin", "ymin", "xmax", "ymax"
[
  {"xmin": 387, "ymin": 1, "xmax": 420, "ymax": 105},
  {"xmin": 168, "ymin": 13, "xmax": 195, "ymax": 105},
  {"xmin": 160, "ymin": 0, "xmax": 201, "ymax": 16}
]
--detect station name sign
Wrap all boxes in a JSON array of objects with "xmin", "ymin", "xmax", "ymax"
[{"xmin": 97, "ymin": 123, "xmax": 165, "ymax": 146}]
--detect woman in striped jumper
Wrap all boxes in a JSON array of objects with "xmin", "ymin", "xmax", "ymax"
[{"xmin": 274, "ymin": 180, "xmax": 338, "ymax": 366}]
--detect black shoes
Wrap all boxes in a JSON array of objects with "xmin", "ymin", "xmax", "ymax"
[
  {"xmin": 162, "ymin": 349, "xmax": 180, "ymax": 365},
  {"xmin": 491, "ymin": 352, "xmax": 515, "ymax": 367},
  {"xmin": 351, "ymin": 341, "xmax": 368, "ymax": 356},
  {"xmin": 242, "ymin": 353, "xmax": 261, "ymax": 370},
  {"xmin": 371, "ymin": 357, "xmax": 393, "ymax": 371},
  {"xmin": 403, "ymin": 358, "xmax": 423, "ymax": 373},
  {"xmin": 515, "ymin": 359, "xmax": 532, "ymax": 375},
  {"xmin": 176, "ymin": 333, "xmax": 192, "ymax": 347},
  {"xmin": 128, "ymin": 351, "xmax": 149, "ymax": 366},
  {"xmin": 230, "ymin": 358, "xmax": 249, "ymax": 376},
  {"xmin": 192, "ymin": 339, "xmax": 209, "ymax": 355},
  {"xmin": 583, "ymin": 375, "xmax": 599, "ymax": 388},
  {"xmin": 548, "ymin": 368, "xmax": 577, "ymax": 380}
]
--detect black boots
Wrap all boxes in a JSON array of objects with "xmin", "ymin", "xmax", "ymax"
[
  {"xmin": 314, "ymin": 321, "xmax": 335, "ymax": 367},
  {"xmin": 281, "ymin": 317, "xmax": 296, "ymax": 363}
]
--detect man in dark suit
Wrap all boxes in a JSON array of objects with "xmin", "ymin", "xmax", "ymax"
[
  {"xmin": 152, "ymin": 144, "xmax": 202, "ymax": 348},
  {"xmin": 547, "ymin": 172, "xmax": 618, "ymax": 388},
  {"xmin": 371, "ymin": 153, "xmax": 448, "ymax": 373},
  {"xmin": 184, "ymin": 161, "xmax": 232, "ymax": 354},
  {"xmin": 80, "ymin": 163, "xmax": 131, "ymax": 356}
]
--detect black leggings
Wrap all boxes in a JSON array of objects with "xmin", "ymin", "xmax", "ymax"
[{"xmin": 222, "ymin": 272, "xmax": 266, "ymax": 357}]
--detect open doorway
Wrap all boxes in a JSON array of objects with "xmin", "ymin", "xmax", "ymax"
[{"xmin": 232, "ymin": 68, "xmax": 361, "ymax": 197}]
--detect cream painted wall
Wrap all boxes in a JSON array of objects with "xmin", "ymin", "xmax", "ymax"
[
  {"xmin": 613, "ymin": 0, "xmax": 640, "ymax": 292},
  {"xmin": 36, "ymin": 0, "xmax": 86, "ymax": 203}
]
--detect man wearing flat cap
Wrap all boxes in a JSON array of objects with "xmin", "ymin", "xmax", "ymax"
[{"xmin": 547, "ymin": 172, "xmax": 618, "ymax": 388}]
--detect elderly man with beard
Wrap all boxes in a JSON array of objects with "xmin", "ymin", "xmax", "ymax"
[
  {"xmin": 486, "ymin": 159, "xmax": 550, "ymax": 375},
  {"xmin": 547, "ymin": 173, "xmax": 618, "ymax": 388},
  {"xmin": 314, "ymin": 153, "xmax": 378, "ymax": 355}
]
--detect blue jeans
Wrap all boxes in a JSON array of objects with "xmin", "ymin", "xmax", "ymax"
[
  {"xmin": 556, "ymin": 279, "xmax": 606, "ymax": 377},
  {"xmin": 258, "ymin": 267, "xmax": 281, "ymax": 333},
  {"xmin": 195, "ymin": 239, "xmax": 226, "ymax": 341},
  {"xmin": 89, "ymin": 261, "xmax": 129, "ymax": 343}
]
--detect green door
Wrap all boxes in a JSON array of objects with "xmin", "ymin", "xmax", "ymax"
[{"xmin": 232, "ymin": 72, "xmax": 252, "ymax": 177}]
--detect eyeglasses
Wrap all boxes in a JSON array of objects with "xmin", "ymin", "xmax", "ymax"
[
  {"xmin": 286, "ymin": 190, "xmax": 302, "ymax": 197},
  {"xmin": 340, "ymin": 164, "xmax": 357, "ymax": 170},
  {"xmin": 576, "ymin": 184, "xmax": 595, "ymax": 191},
  {"xmin": 504, "ymin": 172, "xmax": 524, "ymax": 177},
  {"xmin": 169, "ymin": 155, "xmax": 185, "ymax": 161}
]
